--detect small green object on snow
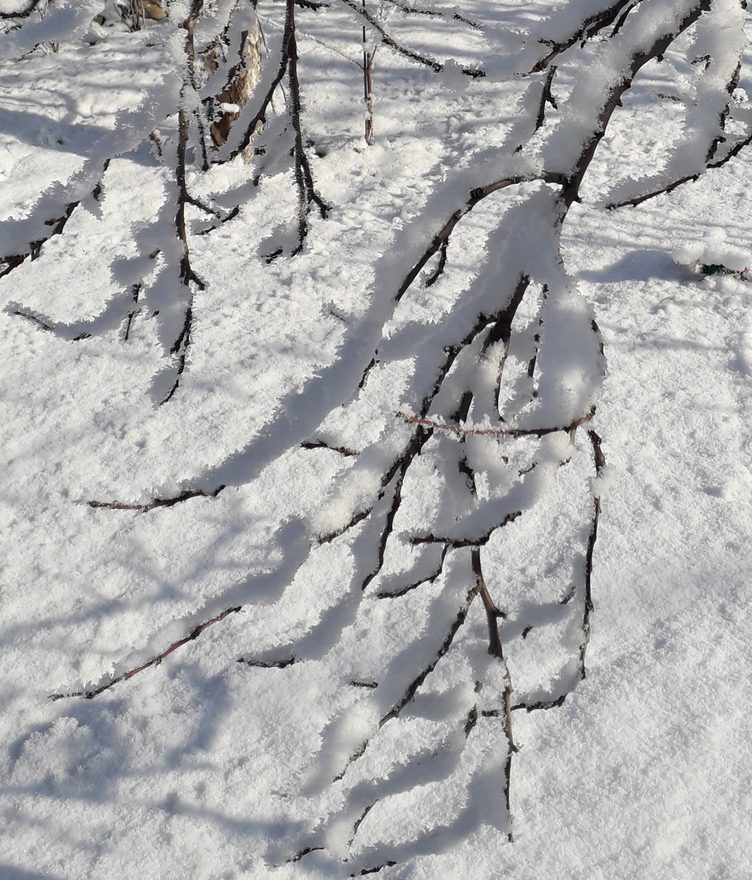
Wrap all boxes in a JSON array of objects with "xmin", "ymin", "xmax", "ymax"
[{"xmin": 700, "ymin": 263, "xmax": 750, "ymax": 280}]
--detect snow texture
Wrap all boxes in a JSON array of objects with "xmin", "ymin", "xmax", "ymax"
[{"xmin": 1, "ymin": 0, "xmax": 752, "ymax": 877}]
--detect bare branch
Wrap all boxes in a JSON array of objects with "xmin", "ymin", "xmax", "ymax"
[
  {"xmin": 608, "ymin": 128, "xmax": 752, "ymax": 209},
  {"xmin": 337, "ymin": 0, "xmax": 484, "ymax": 77},
  {"xmin": 0, "ymin": 0, "xmax": 42, "ymax": 19},
  {"xmin": 88, "ymin": 485, "xmax": 226, "ymax": 512},
  {"xmin": 381, "ymin": 0, "xmax": 481, "ymax": 31},
  {"xmin": 530, "ymin": 0, "xmax": 642, "ymax": 74},
  {"xmin": 49, "ymin": 605, "xmax": 242, "ymax": 701}
]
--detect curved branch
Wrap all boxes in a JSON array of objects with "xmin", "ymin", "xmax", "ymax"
[
  {"xmin": 529, "ymin": 0, "xmax": 642, "ymax": 74},
  {"xmin": 0, "ymin": 0, "xmax": 42, "ymax": 19},
  {"xmin": 607, "ymin": 128, "xmax": 752, "ymax": 209},
  {"xmin": 561, "ymin": 0, "xmax": 712, "ymax": 206}
]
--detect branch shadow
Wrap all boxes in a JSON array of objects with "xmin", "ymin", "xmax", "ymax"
[{"xmin": 578, "ymin": 249, "xmax": 696, "ymax": 284}]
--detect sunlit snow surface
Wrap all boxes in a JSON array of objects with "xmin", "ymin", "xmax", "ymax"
[{"xmin": 1, "ymin": 1, "xmax": 752, "ymax": 878}]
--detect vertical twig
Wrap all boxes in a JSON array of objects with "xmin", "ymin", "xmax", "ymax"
[
  {"xmin": 286, "ymin": 0, "xmax": 330, "ymax": 252},
  {"xmin": 362, "ymin": 0, "xmax": 374, "ymax": 144},
  {"xmin": 163, "ymin": 1, "xmax": 207, "ymax": 404}
]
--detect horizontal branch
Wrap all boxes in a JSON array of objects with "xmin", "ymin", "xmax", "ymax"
[
  {"xmin": 239, "ymin": 655, "xmax": 297, "ymax": 668},
  {"xmin": 300, "ymin": 439, "xmax": 358, "ymax": 456},
  {"xmin": 9, "ymin": 307, "xmax": 92, "ymax": 341},
  {"xmin": 397, "ymin": 409, "xmax": 593, "ymax": 439},
  {"xmin": 409, "ymin": 510, "xmax": 522, "ymax": 548},
  {"xmin": 512, "ymin": 693, "xmax": 568, "ymax": 712},
  {"xmin": 88, "ymin": 485, "xmax": 226, "ymax": 512}
]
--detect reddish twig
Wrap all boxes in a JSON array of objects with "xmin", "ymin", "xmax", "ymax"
[{"xmin": 398, "ymin": 409, "xmax": 594, "ymax": 439}]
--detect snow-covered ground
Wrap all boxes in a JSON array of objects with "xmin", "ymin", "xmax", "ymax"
[{"xmin": 1, "ymin": 1, "xmax": 751, "ymax": 877}]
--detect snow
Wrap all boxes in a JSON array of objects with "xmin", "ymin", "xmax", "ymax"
[{"xmin": 1, "ymin": 0, "xmax": 752, "ymax": 877}]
